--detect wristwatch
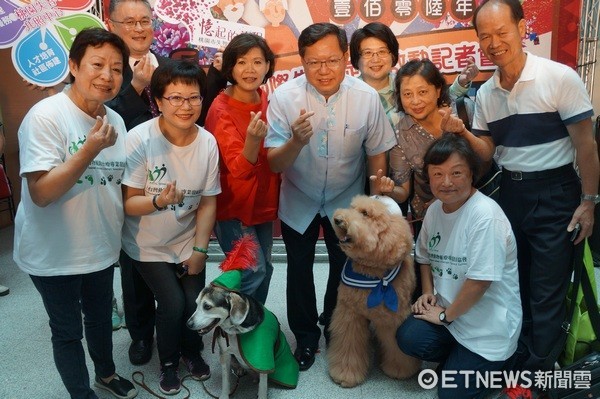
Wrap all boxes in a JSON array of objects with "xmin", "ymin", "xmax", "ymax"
[
  {"xmin": 439, "ymin": 310, "xmax": 452, "ymax": 325},
  {"xmin": 581, "ymin": 194, "xmax": 600, "ymax": 205}
]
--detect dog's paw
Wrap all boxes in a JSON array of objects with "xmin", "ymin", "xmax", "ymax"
[
  {"xmin": 329, "ymin": 367, "xmax": 366, "ymax": 388},
  {"xmin": 380, "ymin": 358, "xmax": 420, "ymax": 380}
]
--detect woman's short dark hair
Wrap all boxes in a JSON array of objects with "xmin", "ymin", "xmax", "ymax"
[
  {"xmin": 349, "ymin": 22, "xmax": 398, "ymax": 70},
  {"xmin": 394, "ymin": 58, "xmax": 450, "ymax": 113},
  {"xmin": 221, "ymin": 33, "xmax": 275, "ymax": 85},
  {"xmin": 472, "ymin": 0, "xmax": 524, "ymax": 33},
  {"xmin": 423, "ymin": 133, "xmax": 481, "ymax": 185},
  {"xmin": 150, "ymin": 60, "xmax": 204, "ymax": 100},
  {"xmin": 69, "ymin": 28, "xmax": 129, "ymax": 83},
  {"xmin": 298, "ymin": 23, "xmax": 348, "ymax": 58}
]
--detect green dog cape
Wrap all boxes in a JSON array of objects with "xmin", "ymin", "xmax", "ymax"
[{"xmin": 211, "ymin": 236, "xmax": 299, "ymax": 387}]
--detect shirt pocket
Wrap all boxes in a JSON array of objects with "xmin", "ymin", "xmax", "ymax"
[{"xmin": 342, "ymin": 126, "xmax": 366, "ymax": 158}]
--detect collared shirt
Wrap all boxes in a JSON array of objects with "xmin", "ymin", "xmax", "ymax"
[
  {"xmin": 265, "ymin": 75, "xmax": 395, "ymax": 233},
  {"xmin": 360, "ymin": 74, "xmax": 399, "ymax": 133},
  {"xmin": 472, "ymin": 52, "xmax": 594, "ymax": 172}
]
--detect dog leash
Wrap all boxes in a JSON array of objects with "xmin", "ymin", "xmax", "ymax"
[
  {"xmin": 131, "ymin": 369, "xmax": 241, "ymax": 399},
  {"xmin": 199, "ymin": 372, "xmax": 241, "ymax": 399}
]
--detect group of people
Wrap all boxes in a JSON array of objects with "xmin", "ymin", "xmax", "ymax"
[{"xmin": 10, "ymin": 1, "xmax": 599, "ymax": 399}]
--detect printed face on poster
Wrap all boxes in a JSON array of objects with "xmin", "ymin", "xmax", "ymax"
[{"xmin": 2, "ymin": 0, "xmax": 559, "ymax": 89}]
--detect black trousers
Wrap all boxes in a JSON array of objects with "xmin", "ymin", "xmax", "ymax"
[
  {"xmin": 281, "ymin": 214, "xmax": 346, "ymax": 349},
  {"xmin": 119, "ymin": 250, "xmax": 156, "ymax": 342},
  {"xmin": 500, "ymin": 167, "xmax": 580, "ymax": 371}
]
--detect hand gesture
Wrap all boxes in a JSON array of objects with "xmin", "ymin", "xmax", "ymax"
[
  {"xmin": 84, "ymin": 116, "xmax": 118, "ymax": 155},
  {"xmin": 369, "ymin": 168, "xmax": 395, "ymax": 194},
  {"xmin": 458, "ymin": 56, "xmax": 479, "ymax": 88},
  {"xmin": 213, "ymin": 46, "xmax": 225, "ymax": 71},
  {"xmin": 412, "ymin": 293, "xmax": 438, "ymax": 315},
  {"xmin": 291, "ymin": 108, "xmax": 314, "ymax": 146},
  {"xmin": 157, "ymin": 180, "xmax": 185, "ymax": 207},
  {"xmin": 246, "ymin": 111, "xmax": 267, "ymax": 142},
  {"xmin": 131, "ymin": 55, "xmax": 156, "ymax": 93},
  {"xmin": 439, "ymin": 108, "xmax": 466, "ymax": 134}
]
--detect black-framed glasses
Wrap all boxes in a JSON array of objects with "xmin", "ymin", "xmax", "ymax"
[
  {"xmin": 360, "ymin": 49, "xmax": 392, "ymax": 60},
  {"xmin": 110, "ymin": 18, "xmax": 152, "ymax": 30},
  {"xmin": 304, "ymin": 57, "xmax": 344, "ymax": 71},
  {"xmin": 162, "ymin": 95, "xmax": 203, "ymax": 107}
]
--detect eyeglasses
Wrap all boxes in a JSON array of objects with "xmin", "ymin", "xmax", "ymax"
[
  {"xmin": 110, "ymin": 18, "xmax": 152, "ymax": 30},
  {"xmin": 360, "ymin": 49, "xmax": 392, "ymax": 60},
  {"xmin": 303, "ymin": 57, "xmax": 344, "ymax": 71},
  {"xmin": 162, "ymin": 95, "xmax": 203, "ymax": 107}
]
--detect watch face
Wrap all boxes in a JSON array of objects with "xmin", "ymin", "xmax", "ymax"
[{"xmin": 439, "ymin": 311, "xmax": 446, "ymax": 322}]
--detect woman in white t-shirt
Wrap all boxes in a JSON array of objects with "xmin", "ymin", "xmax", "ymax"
[
  {"xmin": 120, "ymin": 60, "xmax": 220, "ymax": 395},
  {"xmin": 14, "ymin": 28, "xmax": 137, "ymax": 399},
  {"xmin": 395, "ymin": 133, "xmax": 522, "ymax": 399}
]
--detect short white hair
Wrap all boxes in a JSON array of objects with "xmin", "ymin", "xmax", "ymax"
[{"xmin": 259, "ymin": 0, "xmax": 288, "ymax": 11}]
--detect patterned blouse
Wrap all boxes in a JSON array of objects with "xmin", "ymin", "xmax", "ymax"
[{"xmin": 389, "ymin": 113, "xmax": 437, "ymax": 220}]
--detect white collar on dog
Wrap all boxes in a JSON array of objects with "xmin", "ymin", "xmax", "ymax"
[{"xmin": 340, "ymin": 259, "xmax": 401, "ymax": 312}]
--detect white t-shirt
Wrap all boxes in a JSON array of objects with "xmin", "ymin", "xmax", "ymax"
[
  {"xmin": 14, "ymin": 92, "xmax": 127, "ymax": 276},
  {"xmin": 121, "ymin": 118, "xmax": 221, "ymax": 263},
  {"xmin": 416, "ymin": 191, "xmax": 522, "ymax": 361}
]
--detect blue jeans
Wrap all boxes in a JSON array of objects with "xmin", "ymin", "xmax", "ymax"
[
  {"xmin": 397, "ymin": 315, "xmax": 507, "ymax": 399},
  {"xmin": 31, "ymin": 267, "xmax": 116, "ymax": 399},
  {"xmin": 124, "ymin": 252, "xmax": 206, "ymax": 365},
  {"xmin": 215, "ymin": 220, "xmax": 274, "ymax": 305}
]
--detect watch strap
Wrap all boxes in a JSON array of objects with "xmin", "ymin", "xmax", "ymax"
[{"xmin": 581, "ymin": 194, "xmax": 600, "ymax": 204}]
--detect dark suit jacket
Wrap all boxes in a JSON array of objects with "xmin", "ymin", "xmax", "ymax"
[{"xmin": 198, "ymin": 64, "xmax": 228, "ymax": 127}]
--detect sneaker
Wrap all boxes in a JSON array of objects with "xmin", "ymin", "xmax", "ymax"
[
  {"xmin": 498, "ymin": 385, "xmax": 546, "ymax": 399},
  {"xmin": 0, "ymin": 284, "xmax": 9, "ymax": 296},
  {"xmin": 94, "ymin": 374, "xmax": 137, "ymax": 399},
  {"xmin": 159, "ymin": 362, "xmax": 181, "ymax": 395},
  {"xmin": 182, "ymin": 355, "xmax": 211, "ymax": 381},
  {"xmin": 111, "ymin": 297, "xmax": 123, "ymax": 331}
]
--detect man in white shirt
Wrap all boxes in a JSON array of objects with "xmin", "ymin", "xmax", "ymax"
[{"xmin": 265, "ymin": 22, "xmax": 396, "ymax": 371}]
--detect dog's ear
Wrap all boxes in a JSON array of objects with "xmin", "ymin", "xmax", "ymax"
[{"xmin": 227, "ymin": 292, "xmax": 250, "ymax": 326}]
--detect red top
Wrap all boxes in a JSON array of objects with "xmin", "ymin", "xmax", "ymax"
[{"xmin": 204, "ymin": 89, "xmax": 280, "ymax": 226}]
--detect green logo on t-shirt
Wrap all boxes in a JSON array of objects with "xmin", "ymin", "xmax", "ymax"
[
  {"xmin": 429, "ymin": 232, "xmax": 441, "ymax": 250},
  {"xmin": 148, "ymin": 164, "xmax": 167, "ymax": 182},
  {"xmin": 69, "ymin": 136, "xmax": 87, "ymax": 155}
]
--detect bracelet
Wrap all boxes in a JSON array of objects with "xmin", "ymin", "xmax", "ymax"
[
  {"xmin": 193, "ymin": 246, "xmax": 209, "ymax": 259},
  {"xmin": 152, "ymin": 194, "xmax": 166, "ymax": 211}
]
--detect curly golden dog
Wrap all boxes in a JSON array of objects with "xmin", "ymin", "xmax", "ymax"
[{"xmin": 327, "ymin": 195, "xmax": 421, "ymax": 387}]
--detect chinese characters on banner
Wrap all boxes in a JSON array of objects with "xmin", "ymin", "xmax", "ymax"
[
  {"xmin": 0, "ymin": 0, "xmax": 105, "ymax": 87},
  {"xmin": 2, "ymin": 0, "xmax": 562, "ymax": 90}
]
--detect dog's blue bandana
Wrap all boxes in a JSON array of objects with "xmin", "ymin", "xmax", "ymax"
[{"xmin": 340, "ymin": 259, "xmax": 401, "ymax": 312}]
